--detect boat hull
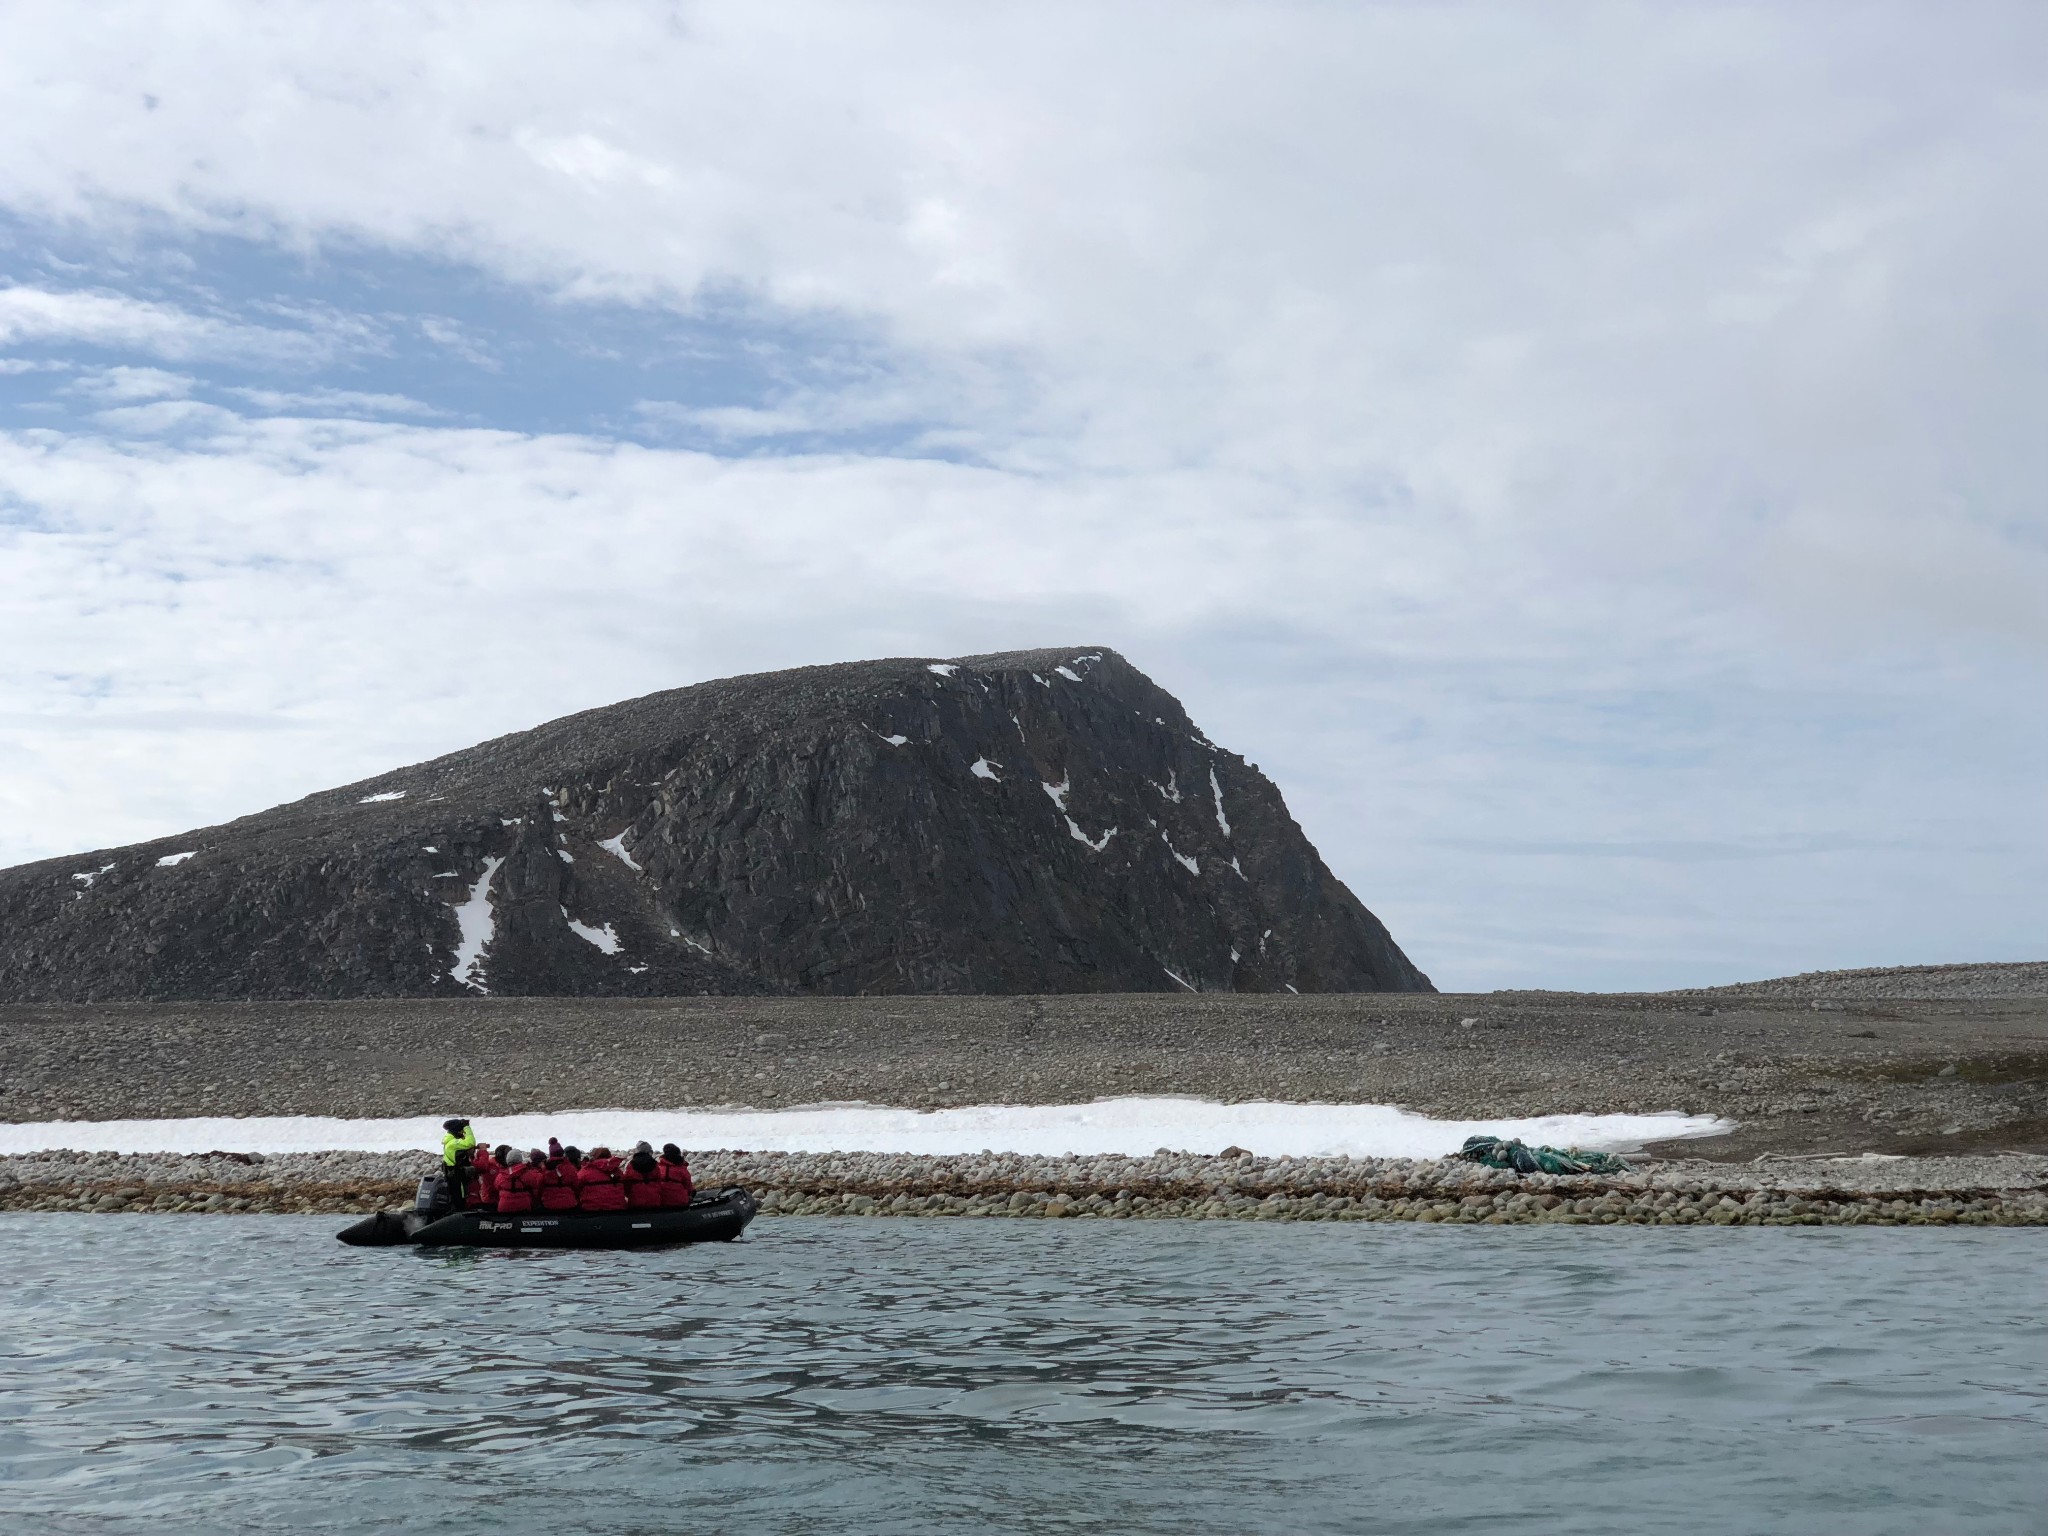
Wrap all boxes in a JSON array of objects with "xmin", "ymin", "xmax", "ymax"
[{"xmin": 337, "ymin": 1188, "xmax": 756, "ymax": 1248}]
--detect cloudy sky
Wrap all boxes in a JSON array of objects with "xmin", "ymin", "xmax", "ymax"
[{"xmin": 2, "ymin": 2, "xmax": 2041, "ymax": 991}]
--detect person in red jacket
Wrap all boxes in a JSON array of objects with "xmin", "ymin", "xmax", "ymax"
[
  {"xmin": 658, "ymin": 1143, "xmax": 693, "ymax": 1207},
  {"xmin": 538, "ymin": 1146, "xmax": 582, "ymax": 1212},
  {"xmin": 465, "ymin": 1144, "xmax": 502, "ymax": 1208},
  {"xmin": 496, "ymin": 1149, "xmax": 545, "ymax": 1214},
  {"xmin": 622, "ymin": 1142, "xmax": 664, "ymax": 1209},
  {"xmin": 487, "ymin": 1143, "xmax": 520, "ymax": 1206},
  {"xmin": 576, "ymin": 1146, "xmax": 627, "ymax": 1211}
]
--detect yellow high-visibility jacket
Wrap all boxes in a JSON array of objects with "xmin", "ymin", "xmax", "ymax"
[{"xmin": 441, "ymin": 1124, "xmax": 477, "ymax": 1168}]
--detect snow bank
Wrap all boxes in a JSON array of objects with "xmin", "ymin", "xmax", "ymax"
[{"xmin": 0, "ymin": 1098, "xmax": 1731, "ymax": 1159}]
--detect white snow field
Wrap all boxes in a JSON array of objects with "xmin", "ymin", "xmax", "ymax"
[{"xmin": 0, "ymin": 1098, "xmax": 1729, "ymax": 1159}]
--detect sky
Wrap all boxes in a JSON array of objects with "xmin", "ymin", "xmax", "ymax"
[{"xmin": 1, "ymin": 1, "xmax": 2042, "ymax": 992}]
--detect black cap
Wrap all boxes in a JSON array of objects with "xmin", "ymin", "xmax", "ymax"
[{"xmin": 442, "ymin": 1117, "xmax": 468, "ymax": 1134}]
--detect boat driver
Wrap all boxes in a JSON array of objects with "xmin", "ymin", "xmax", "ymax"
[{"xmin": 440, "ymin": 1116, "xmax": 477, "ymax": 1210}]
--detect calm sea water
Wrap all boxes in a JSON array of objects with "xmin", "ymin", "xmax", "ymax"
[{"xmin": 0, "ymin": 1217, "xmax": 2040, "ymax": 1535}]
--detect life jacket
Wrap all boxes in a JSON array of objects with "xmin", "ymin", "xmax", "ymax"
[
  {"xmin": 576, "ymin": 1156, "xmax": 627, "ymax": 1211},
  {"xmin": 623, "ymin": 1156, "xmax": 664, "ymax": 1208},
  {"xmin": 658, "ymin": 1156, "xmax": 693, "ymax": 1207},
  {"xmin": 496, "ymin": 1163, "xmax": 543, "ymax": 1213},
  {"xmin": 465, "ymin": 1154, "xmax": 500, "ymax": 1207},
  {"xmin": 537, "ymin": 1163, "xmax": 581, "ymax": 1211}
]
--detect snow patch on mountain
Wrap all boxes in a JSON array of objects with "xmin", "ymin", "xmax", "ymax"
[
  {"xmin": 449, "ymin": 857, "xmax": 503, "ymax": 992},
  {"xmin": 1067, "ymin": 820, "xmax": 1116, "ymax": 852},
  {"xmin": 1209, "ymin": 768, "xmax": 1232, "ymax": 837},
  {"xmin": 562, "ymin": 911, "xmax": 622, "ymax": 955}
]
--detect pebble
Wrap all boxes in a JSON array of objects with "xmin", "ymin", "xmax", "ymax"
[{"xmin": 2, "ymin": 1148, "xmax": 2042, "ymax": 1225}]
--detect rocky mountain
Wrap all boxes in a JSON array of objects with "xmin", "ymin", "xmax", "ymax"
[{"xmin": 0, "ymin": 648, "xmax": 1432, "ymax": 1000}]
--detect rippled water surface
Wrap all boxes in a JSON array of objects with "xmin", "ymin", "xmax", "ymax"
[{"xmin": 1, "ymin": 1218, "xmax": 2041, "ymax": 1535}]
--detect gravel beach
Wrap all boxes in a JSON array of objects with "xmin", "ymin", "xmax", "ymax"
[
  {"xmin": 3, "ymin": 962, "xmax": 2043, "ymax": 1162},
  {"xmin": 3, "ymin": 1147, "xmax": 2042, "ymax": 1226}
]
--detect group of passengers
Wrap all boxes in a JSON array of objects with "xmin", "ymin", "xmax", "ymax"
[{"xmin": 441, "ymin": 1120, "xmax": 693, "ymax": 1214}]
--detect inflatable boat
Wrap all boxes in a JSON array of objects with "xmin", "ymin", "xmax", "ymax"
[{"xmin": 337, "ymin": 1179, "xmax": 757, "ymax": 1249}]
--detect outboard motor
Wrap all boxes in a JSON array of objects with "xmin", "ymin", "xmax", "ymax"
[
  {"xmin": 415, "ymin": 1171, "xmax": 452, "ymax": 1219},
  {"xmin": 333, "ymin": 1170, "xmax": 455, "ymax": 1246}
]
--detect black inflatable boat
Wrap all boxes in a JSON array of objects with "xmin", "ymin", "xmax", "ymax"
[{"xmin": 337, "ymin": 1180, "xmax": 757, "ymax": 1249}]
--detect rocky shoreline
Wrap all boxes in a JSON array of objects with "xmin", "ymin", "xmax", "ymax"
[{"xmin": 6, "ymin": 1148, "xmax": 2043, "ymax": 1226}]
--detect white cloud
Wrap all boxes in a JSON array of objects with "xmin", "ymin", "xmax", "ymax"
[
  {"xmin": 0, "ymin": 286, "xmax": 216, "ymax": 353},
  {"xmin": 634, "ymin": 378, "xmax": 942, "ymax": 443},
  {"xmin": 67, "ymin": 365, "xmax": 195, "ymax": 402},
  {"xmin": 87, "ymin": 399, "xmax": 245, "ymax": 434},
  {"xmin": 0, "ymin": 284, "xmax": 353, "ymax": 366},
  {"xmin": 636, "ymin": 401, "xmax": 812, "ymax": 439},
  {"xmin": 0, "ymin": 7, "xmax": 2032, "ymax": 630},
  {"xmin": 230, "ymin": 386, "xmax": 447, "ymax": 418}
]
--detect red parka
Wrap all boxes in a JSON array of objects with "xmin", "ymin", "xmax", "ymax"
[
  {"xmin": 465, "ymin": 1152, "xmax": 501, "ymax": 1208},
  {"xmin": 576, "ymin": 1156, "xmax": 627, "ymax": 1211},
  {"xmin": 658, "ymin": 1155, "xmax": 693, "ymax": 1207},
  {"xmin": 622, "ymin": 1156, "xmax": 664, "ymax": 1209},
  {"xmin": 537, "ymin": 1162, "xmax": 581, "ymax": 1212},
  {"xmin": 496, "ymin": 1162, "xmax": 544, "ymax": 1214}
]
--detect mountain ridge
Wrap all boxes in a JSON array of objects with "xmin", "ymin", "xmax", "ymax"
[{"xmin": 0, "ymin": 647, "xmax": 1432, "ymax": 1000}]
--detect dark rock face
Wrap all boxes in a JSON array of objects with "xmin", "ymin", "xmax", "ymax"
[{"xmin": 0, "ymin": 649, "xmax": 1432, "ymax": 1000}]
